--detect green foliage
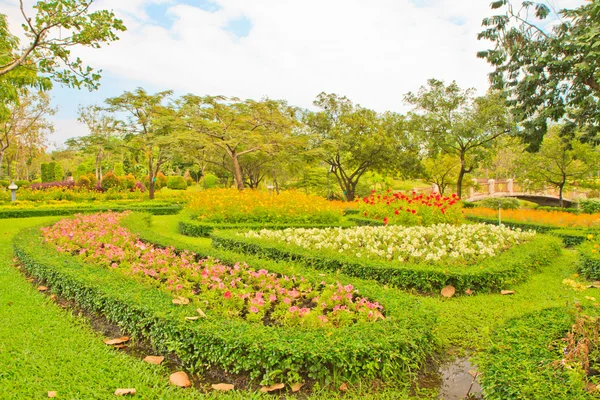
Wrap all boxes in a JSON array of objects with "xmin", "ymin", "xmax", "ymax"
[
  {"xmin": 121, "ymin": 174, "xmax": 136, "ymax": 191},
  {"xmin": 578, "ymin": 240, "xmax": 600, "ymax": 280},
  {"xmin": 100, "ymin": 172, "xmax": 120, "ymax": 190},
  {"xmin": 166, "ymin": 176, "xmax": 187, "ymax": 190},
  {"xmin": 211, "ymin": 230, "xmax": 561, "ymax": 293},
  {"xmin": 14, "ymin": 180, "xmax": 30, "ymax": 188},
  {"xmin": 0, "ymin": 203, "xmax": 182, "ymax": 219},
  {"xmin": 478, "ymin": 1, "xmax": 600, "ymax": 148},
  {"xmin": 53, "ymin": 162, "xmax": 64, "ymax": 182},
  {"xmin": 537, "ymin": 206, "xmax": 580, "ymax": 214},
  {"xmin": 477, "ymin": 197, "xmax": 520, "ymax": 210},
  {"xmin": 13, "ymin": 213, "xmax": 439, "ymax": 386},
  {"xmin": 580, "ymin": 199, "xmax": 600, "ymax": 214},
  {"xmin": 203, "ymin": 173, "xmax": 220, "ymax": 188},
  {"xmin": 113, "ymin": 162, "xmax": 125, "ymax": 176},
  {"xmin": 40, "ymin": 163, "xmax": 50, "ymax": 183},
  {"xmin": 549, "ymin": 229, "xmax": 591, "ymax": 248},
  {"xmin": 77, "ymin": 175, "xmax": 92, "ymax": 189}
]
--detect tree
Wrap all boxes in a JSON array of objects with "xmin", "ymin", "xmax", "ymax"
[
  {"xmin": 405, "ymin": 80, "xmax": 512, "ymax": 198},
  {"xmin": 422, "ymin": 154, "xmax": 460, "ymax": 195},
  {"xmin": 0, "ymin": 0, "xmax": 125, "ymax": 89},
  {"xmin": 478, "ymin": 1, "xmax": 600, "ymax": 149},
  {"xmin": 0, "ymin": 90, "xmax": 54, "ymax": 178},
  {"xmin": 304, "ymin": 93, "xmax": 409, "ymax": 201},
  {"xmin": 523, "ymin": 127, "xmax": 598, "ymax": 207},
  {"xmin": 105, "ymin": 88, "xmax": 178, "ymax": 199},
  {"xmin": 179, "ymin": 95, "xmax": 298, "ymax": 190},
  {"xmin": 66, "ymin": 105, "xmax": 120, "ymax": 180}
]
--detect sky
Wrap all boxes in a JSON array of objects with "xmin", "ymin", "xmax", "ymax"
[{"xmin": 1, "ymin": 0, "xmax": 585, "ymax": 147}]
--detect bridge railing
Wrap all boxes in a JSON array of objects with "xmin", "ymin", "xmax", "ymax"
[{"xmin": 467, "ymin": 178, "xmax": 586, "ymax": 201}]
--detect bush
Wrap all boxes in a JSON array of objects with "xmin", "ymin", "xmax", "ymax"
[
  {"xmin": 466, "ymin": 208, "xmax": 600, "ymax": 229},
  {"xmin": 86, "ymin": 172, "xmax": 97, "ymax": 186},
  {"xmin": 580, "ymin": 199, "xmax": 600, "ymax": 214},
  {"xmin": 77, "ymin": 175, "xmax": 92, "ymax": 189},
  {"xmin": 0, "ymin": 203, "xmax": 182, "ymax": 218},
  {"xmin": 121, "ymin": 174, "xmax": 136, "ymax": 191},
  {"xmin": 477, "ymin": 308, "xmax": 589, "ymax": 399},
  {"xmin": 211, "ymin": 230, "xmax": 562, "ymax": 293},
  {"xmin": 477, "ymin": 197, "xmax": 520, "ymax": 210},
  {"xmin": 100, "ymin": 172, "xmax": 121, "ymax": 191},
  {"xmin": 203, "ymin": 173, "xmax": 220, "ymax": 189},
  {"xmin": 40, "ymin": 163, "xmax": 52, "ymax": 183},
  {"xmin": 15, "ymin": 180, "xmax": 30, "ymax": 188},
  {"xmin": 156, "ymin": 172, "xmax": 167, "ymax": 189},
  {"xmin": 0, "ymin": 180, "xmax": 9, "ymax": 188},
  {"xmin": 13, "ymin": 213, "xmax": 438, "ymax": 386},
  {"xmin": 166, "ymin": 176, "xmax": 187, "ymax": 190},
  {"xmin": 113, "ymin": 162, "xmax": 125, "ymax": 177},
  {"xmin": 578, "ymin": 238, "xmax": 600, "ymax": 279},
  {"xmin": 588, "ymin": 189, "xmax": 600, "ymax": 198},
  {"xmin": 54, "ymin": 162, "xmax": 64, "ymax": 182},
  {"xmin": 537, "ymin": 206, "xmax": 580, "ymax": 214}
]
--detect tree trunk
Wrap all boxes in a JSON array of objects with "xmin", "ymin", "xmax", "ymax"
[
  {"xmin": 148, "ymin": 153, "xmax": 155, "ymax": 200},
  {"xmin": 231, "ymin": 153, "xmax": 244, "ymax": 190},
  {"xmin": 0, "ymin": 150, "xmax": 4, "ymax": 179},
  {"xmin": 344, "ymin": 180, "xmax": 357, "ymax": 201},
  {"xmin": 559, "ymin": 184, "xmax": 564, "ymax": 208}
]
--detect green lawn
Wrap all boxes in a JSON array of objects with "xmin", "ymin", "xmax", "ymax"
[{"xmin": 2, "ymin": 214, "xmax": 594, "ymax": 398}]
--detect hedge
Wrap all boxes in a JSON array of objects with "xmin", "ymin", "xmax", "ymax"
[
  {"xmin": 549, "ymin": 229, "xmax": 592, "ymax": 248},
  {"xmin": 466, "ymin": 215, "xmax": 554, "ymax": 233},
  {"xmin": 345, "ymin": 216, "xmax": 386, "ymax": 226},
  {"xmin": 179, "ymin": 219, "xmax": 357, "ymax": 238},
  {"xmin": 577, "ymin": 241, "xmax": 600, "ymax": 280},
  {"xmin": 13, "ymin": 213, "xmax": 439, "ymax": 386},
  {"xmin": 477, "ymin": 308, "xmax": 590, "ymax": 399},
  {"xmin": 210, "ymin": 230, "xmax": 562, "ymax": 294},
  {"xmin": 0, "ymin": 204, "xmax": 182, "ymax": 218}
]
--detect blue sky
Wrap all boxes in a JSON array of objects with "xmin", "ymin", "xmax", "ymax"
[{"xmin": 2, "ymin": 0, "xmax": 585, "ymax": 147}]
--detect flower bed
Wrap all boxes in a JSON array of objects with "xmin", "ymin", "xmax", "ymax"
[
  {"xmin": 14, "ymin": 212, "xmax": 438, "ymax": 385},
  {"xmin": 212, "ymin": 227, "xmax": 561, "ymax": 293},
  {"xmin": 356, "ymin": 191, "xmax": 463, "ymax": 226},
  {"xmin": 466, "ymin": 207, "xmax": 600, "ymax": 229},
  {"xmin": 186, "ymin": 189, "xmax": 344, "ymax": 224},
  {"xmin": 243, "ymin": 224, "xmax": 535, "ymax": 265},
  {"xmin": 0, "ymin": 201, "xmax": 182, "ymax": 218},
  {"xmin": 477, "ymin": 307, "xmax": 593, "ymax": 399},
  {"xmin": 578, "ymin": 235, "xmax": 600, "ymax": 280}
]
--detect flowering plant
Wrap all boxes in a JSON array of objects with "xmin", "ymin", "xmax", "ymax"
[
  {"xmin": 357, "ymin": 190, "xmax": 463, "ymax": 226},
  {"xmin": 41, "ymin": 212, "xmax": 384, "ymax": 328},
  {"xmin": 466, "ymin": 207, "xmax": 600, "ymax": 229},
  {"xmin": 243, "ymin": 223, "xmax": 535, "ymax": 265},
  {"xmin": 186, "ymin": 189, "xmax": 344, "ymax": 224}
]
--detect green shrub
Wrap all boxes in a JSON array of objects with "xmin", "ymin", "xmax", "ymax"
[
  {"xmin": 121, "ymin": 174, "xmax": 136, "ymax": 191},
  {"xmin": 587, "ymin": 189, "xmax": 600, "ymax": 198},
  {"xmin": 0, "ymin": 203, "xmax": 182, "ymax": 219},
  {"xmin": 203, "ymin": 173, "xmax": 219, "ymax": 188},
  {"xmin": 166, "ymin": 176, "xmax": 187, "ymax": 190},
  {"xmin": 537, "ymin": 206, "xmax": 580, "ymax": 214},
  {"xmin": 179, "ymin": 219, "xmax": 357, "ymax": 238},
  {"xmin": 578, "ymin": 240, "xmax": 600, "ymax": 279},
  {"xmin": 54, "ymin": 163, "xmax": 64, "ymax": 182},
  {"xmin": 77, "ymin": 175, "xmax": 92, "ymax": 189},
  {"xmin": 0, "ymin": 180, "xmax": 9, "ymax": 188},
  {"xmin": 466, "ymin": 216, "xmax": 554, "ymax": 233},
  {"xmin": 113, "ymin": 162, "xmax": 125, "ymax": 177},
  {"xmin": 15, "ymin": 180, "xmax": 30, "ymax": 188},
  {"xmin": 211, "ymin": 230, "xmax": 562, "ymax": 293},
  {"xmin": 13, "ymin": 213, "xmax": 439, "ymax": 386},
  {"xmin": 40, "ymin": 163, "xmax": 52, "ymax": 183},
  {"xmin": 549, "ymin": 229, "xmax": 592, "ymax": 247},
  {"xmin": 100, "ymin": 172, "xmax": 121, "ymax": 190},
  {"xmin": 346, "ymin": 216, "xmax": 386, "ymax": 226},
  {"xmin": 477, "ymin": 197, "xmax": 520, "ymax": 210},
  {"xmin": 477, "ymin": 308, "xmax": 589, "ymax": 399},
  {"xmin": 580, "ymin": 199, "xmax": 600, "ymax": 214}
]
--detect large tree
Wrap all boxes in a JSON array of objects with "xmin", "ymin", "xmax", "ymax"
[
  {"xmin": 521, "ymin": 126, "xmax": 598, "ymax": 207},
  {"xmin": 304, "ymin": 93, "xmax": 409, "ymax": 201},
  {"xmin": 405, "ymin": 79, "xmax": 512, "ymax": 198},
  {"xmin": 105, "ymin": 89, "xmax": 178, "ymax": 199},
  {"xmin": 478, "ymin": 0, "xmax": 600, "ymax": 149},
  {"xmin": 179, "ymin": 95, "xmax": 298, "ymax": 190}
]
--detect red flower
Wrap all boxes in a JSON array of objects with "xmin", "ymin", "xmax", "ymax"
[
  {"xmin": 224, "ymin": 291, "xmax": 232, "ymax": 299},
  {"xmin": 411, "ymin": 209, "xmax": 417, "ymax": 214},
  {"xmin": 383, "ymin": 217, "xmax": 389, "ymax": 225},
  {"xmin": 394, "ymin": 210, "xmax": 399, "ymax": 215}
]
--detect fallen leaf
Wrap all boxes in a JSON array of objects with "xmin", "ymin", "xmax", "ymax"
[
  {"xmin": 260, "ymin": 383, "xmax": 284, "ymax": 393},
  {"xmin": 103, "ymin": 336, "xmax": 130, "ymax": 345},
  {"xmin": 26, "ymin": 278, "xmax": 33, "ymax": 282},
  {"xmin": 501, "ymin": 290, "xmax": 515, "ymax": 295},
  {"xmin": 441, "ymin": 285, "xmax": 456, "ymax": 298},
  {"xmin": 47, "ymin": 391, "xmax": 57, "ymax": 398},
  {"xmin": 172, "ymin": 297, "xmax": 190, "ymax": 305},
  {"xmin": 49, "ymin": 294, "xmax": 56, "ymax": 301},
  {"xmin": 340, "ymin": 383, "xmax": 348, "ymax": 392},
  {"xmin": 38, "ymin": 286, "xmax": 48, "ymax": 292},
  {"xmin": 196, "ymin": 308, "xmax": 207, "ymax": 318},
  {"xmin": 185, "ymin": 316, "xmax": 199, "ymax": 321},
  {"xmin": 373, "ymin": 310, "xmax": 386, "ymax": 320},
  {"xmin": 169, "ymin": 371, "xmax": 191, "ymax": 388},
  {"xmin": 144, "ymin": 356, "xmax": 164, "ymax": 365},
  {"xmin": 468, "ymin": 370, "xmax": 478, "ymax": 377},
  {"xmin": 588, "ymin": 284, "xmax": 600, "ymax": 289},
  {"xmin": 114, "ymin": 388, "xmax": 136, "ymax": 396},
  {"xmin": 586, "ymin": 382, "xmax": 597, "ymax": 392},
  {"xmin": 211, "ymin": 383, "xmax": 234, "ymax": 391},
  {"xmin": 291, "ymin": 382, "xmax": 304, "ymax": 392},
  {"xmin": 113, "ymin": 344, "xmax": 127, "ymax": 349},
  {"xmin": 465, "ymin": 288, "xmax": 473, "ymax": 295}
]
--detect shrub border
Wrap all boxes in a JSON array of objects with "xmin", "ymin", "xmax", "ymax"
[
  {"xmin": 210, "ymin": 229, "xmax": 562, "ymax": 293},
  {"xmin": 13, "ymin": 212, "xmax": 438, "ymax": 386},
  {"xmin": 0, "ymin": 204, "xmax": 182, "ymax": 218}
]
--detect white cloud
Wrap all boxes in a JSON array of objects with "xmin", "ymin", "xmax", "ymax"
[{"xmin": 1, "ymin": 0, "xmax": 587, "ymax": 145}]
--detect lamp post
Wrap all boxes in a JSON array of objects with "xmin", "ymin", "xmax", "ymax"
[{"xmin": 8, "ymin": 182, "xmax": 18, "ymax": 202}]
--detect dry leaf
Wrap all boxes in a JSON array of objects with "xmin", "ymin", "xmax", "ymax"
[
  {"xmin": 211, "ymin": 383, "xmax": 234, "ymax": 391},
  {"xmin": 339, "ymin": 383, "xmax": 348, "ymax": 392},
  {"xmin": 114, "ymin": 388, "xmax": 136, "ymax": 396},
  {"xmin": 196, "ymin": 308, "xmax": 207, "ymax": 318},
  {"xmin": 291, "ymin": 382, "xmax": 304, "ymax": 392},
  {"xmin": 441, "ymin": 285, "xmax": 456, "ymax": 298},
  {"xmin": 185, "ymin": 316, "xmax": 199, "ymax": 321},
  {"xmin": 26, "ymin": 278, "xmax": 33, "ymax": 282},
  {"xmin": 588, "ymin": 284, "xmax": 600, "ymax": 289},
  {"xmin": 103, "ymin": 336, "xmax": 129, "ymax": 345},
  {"xmin": 47, "ymin": 391, "xmax": 57, "ymax": 398},
  {"xmin": 113, "ymin": 344, "xmax": 127, "ymax": 349},
  {"xmin": 586, "ymin": 382, "xmax": 597, "ymax": 392},
  {"xmin": 465, "ymin": 288, "xmax": 473, "ymax": 295},
  {"xmin": 169, "ymin": 371, "xmax": 191, "ymax": 388},
  {"xmin": 172, "ymin": 297, "xmax": 190, "ymax": 305},
  {"xmin": 501, "ymin": 290, "xmax": 515, "ymax": 295},
  {"xmin": 49, "ymin": 294, "xmax": 57, "ymax": 301},
  {"xmin": 373, "ymin": 310, "xmax": 386, "ymax": 321},
  {"xmin": 260, "ymin": 383, "xmax": 284, "ymax": 393},
  {"xmin": 143, "ymin": 356, "xmax": 164, "ymax": 365},
  {"xmin": 38, "ymin": 286, "xmax": 48, "ymax": 292}
]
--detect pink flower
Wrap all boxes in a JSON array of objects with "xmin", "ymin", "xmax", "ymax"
[
  {"xmin": 249, "ymin": 306, "xmax": 259, "ymax": 314},
  {"xmin": 224, "ymin": 291, "xmax": 232, "ymax": 299}
]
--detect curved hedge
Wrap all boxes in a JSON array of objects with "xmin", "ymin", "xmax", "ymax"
[
  {"xmin": 179, "ymin": 219, "xmax": 357, "ymax": 238},
  {"xmin": 13, "ymin": 213, "xmax": 438, "ymax": 386},
  {"xmin": 477, "ymin": 308, "xmax": 591, "ymax": 399},
  {"xmin": 210, "ymin": 230, "xmax": 562, "ymax": 294},
  {"xmin": 578, "ymin": 241, "xmax": 600, "ymax": 279},
  {"xmin": 0, "ymin": 204, "xmax": 182, "ymax": 218}
]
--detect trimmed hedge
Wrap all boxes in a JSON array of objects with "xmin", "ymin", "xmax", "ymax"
[
  {"xmin": 13, "ymin": 213, "xmax": 438, "ymax": 386},
  {"xmin": 0, "ymin": 204, "xmax": 182, "ymax": 218},
  {"xmin": 549, "ymin": 229, "xmax": 592, "ymax": 248},
  {"xmin": 210, "ymin": 230, "xmax": 562, "ymax": 294},
  {"xmin": 179, "ymin": 219, "xmax": 357, "ymax": 238},
  {"xmin": 537, "ymin": 206, "xmax": 581, "ymax": 214},
  {"xmin": 346, "ymin": 216, "xmax": 386, "ymax": 226},
  {"xmin": 477, "ymin": 308, "xmax": 590, "ymax": 399},
  {"xmin": 466, "ymin": 215, "xmax": 554, "ymax": 233},
  {"xmin": 578, "ymin": 241, "xmax": 600, "ymax": 279}
]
